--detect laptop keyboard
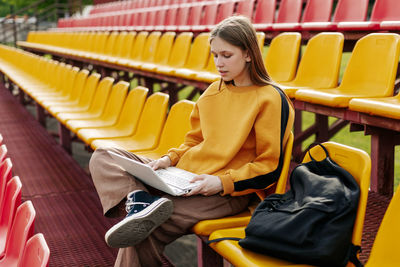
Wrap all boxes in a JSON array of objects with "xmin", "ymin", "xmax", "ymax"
[{"xmin": 154, "ymin": 168, "xmax": 196, "ymax": 189}]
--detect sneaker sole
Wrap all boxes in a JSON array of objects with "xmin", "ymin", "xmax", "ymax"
[{"xmin": 105, "ymin": 198, "xmax": 173, "ymax": 248}]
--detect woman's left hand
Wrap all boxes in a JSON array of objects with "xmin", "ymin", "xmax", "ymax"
[{"xmin": 185, "ymin": 174, "xmax": 223, "ymax": 196}]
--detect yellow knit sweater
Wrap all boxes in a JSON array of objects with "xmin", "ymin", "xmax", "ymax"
[{"xmin": 167, "ymin": 80, "xmax": 294, "ymax": 196}]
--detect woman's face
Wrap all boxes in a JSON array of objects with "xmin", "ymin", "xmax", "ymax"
[{"xmin": 210, "ymin": 36, "xmax": 252, "ymax": 87}]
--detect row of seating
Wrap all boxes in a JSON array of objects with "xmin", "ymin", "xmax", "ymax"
[
  {"xmin": 0, "ymin": 137, "xmax": 50, "ymax": 267},
  {"xmin": 19, "ymin": 29, "xmax": 400, "ymax": 122},
  {"xmin": 58, "ymin": 0, "xmax": 400, "ymax": 33},
  {"xmin": 0, "ymin": 46, "xmax": 196, "ymax": 156},
  {"xmin": 18, "ymin": 30, "xmax": 299, "ymax": 86},
  {"xmin": 19, "ymin": 30, "xmax": 267, "ymax": 85},
  {"xmin": 89, "ymin": 0, "xmax": 202, "ymax": 15}
]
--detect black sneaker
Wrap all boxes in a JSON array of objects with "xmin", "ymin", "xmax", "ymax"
[{"xmin": 105, "ymin": 190, "xmax": 173, "ymax": 248}]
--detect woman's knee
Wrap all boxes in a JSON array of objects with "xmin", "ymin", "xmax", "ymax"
[{"xmin": 89, "ymin": 147, "xmax": 111, "ymax": 172}]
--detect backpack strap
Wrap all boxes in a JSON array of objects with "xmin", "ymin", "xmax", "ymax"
[
  {"xmin": 349, "ymin": 244, "xmax": 364, "ymax": 267},
  {"xmin": 308, "ymin": 143, "xmax": 330, "ymax": 161},
  {"xmin": 206, "ymin": 237, "xmax": 241, "ymax": 245}
]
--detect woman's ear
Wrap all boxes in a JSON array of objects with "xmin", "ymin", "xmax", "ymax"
[{"xmin": 245, "ymin": 51, "xmax": 251, "ymax": 62}]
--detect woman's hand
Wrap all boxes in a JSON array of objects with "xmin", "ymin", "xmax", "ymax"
[
  {"xmin": 185, "ymin": 174, "xmax": 223, "ymax": 196},
  {"xmin": 147, "ymin": 156, "xmax": 171, "ymax": 170}
]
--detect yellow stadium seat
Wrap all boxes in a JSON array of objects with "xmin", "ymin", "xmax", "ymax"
[
  {"xmin": 104, "ymin": 31, "xmax": 128, "ymax": 64},
  {"xmin": 349, "ymin": 91, "xmax": 400, "ymax": 120},
  {"xmin": 173, "ymin": 33, "xmax": 210, "ymax": 79},
  {"xmin": 91, "ymin": 92, "xmax": 169, "ymax": 151},
  {"xmin": 265, "ymin": 32, "xmax": 301, "ymax": 83},
  {"xmin": 193, "ymin": 53, "xmax": 219, "ymax": 83},
  {"xmin": 77, "ymin": 86, "xmax": 149, "ymax": 145},
  {"xmin": 40, "ymin": 69, "xmax": 89, "ymax": 110},
  {"xmin": 55, "ymin": 77, "xmax": 114, "ymax": 124},
  {"xmin": 114, "ymin": 32, "xmax": 137, "ymax": 65},
  {"xmin": 156, "ymin": 32, "xmax": 193, "ymax": 75},
  {"xmin": 126, "ymin": 31, "xmax": 161, "ymax": 68},
  {"xmin": 364, "ymin": 184, "xmax": 400, "ymax": 266},
  {"xmin": 140, "ymin": 32, "xmax": 176, "ymax": 72},
  {"xmin": 34, "ymin": 66, "xmax": 80, "ymax": 103},
  {"xmin": 208, "ymin": 142, "xmax": 371, "ymax": 267},
  {"xmin": 97, "ymin": 31, "xmax": 119, "ymax": 62},
  {"xmin": 65, "ymin": 81, "xmax": 129, "ymax": 133},
  {"xmin": 81, "ymin": 32, "xmax": 110, "ymax": 60},
  {"xmin": 48, "ymin": 72, "xmax": 101, "ymax": 116},
  {"xmin": 118, "ymin": 31, "xmax": 148, "ymax": 67},
  {"xmin": 295, "ymin": 33, "xmax": 400, "ymax": 107},
  {"xmin": 134, "ymin": 100, "xmax": 195, "ymax": 158},
  {"xmin": 279, "ymin": 32, "xmax": 344, "ymax": 98}
]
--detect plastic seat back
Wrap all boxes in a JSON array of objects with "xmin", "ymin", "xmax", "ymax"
[
  {"xmin": 236, "ymin": 0, "xmax": 256, "ymax": 20},
  {"xmin": 199, "ymin": 2, "xmax": 218, "ymax": 26},
  {"xmin": 112, "ymin": 32, "xmax": 128, "ymax": 58},
  {"xmin": 67, "ymin": 69, "xmax": 89, "ymax": 104},
  {"xmin": 91, "ymin": 32, "xmax": 109, "ymax": 54},
  {"xmin": 203, "ymin": 53, "xmax": 218, "ymax": 74},
  {"xmin": 85, "ymin": 77, "xmax": 114, "ymax": 117},
  {"xmin": 151, "ymin": 100, "xmax": 195, "ymax": 155},
  {"xmin": 301, "ymin": 0, "xmax": 334, "ymax": 23},
  {"xmin": 98, "ymin": 81, "xmax": 129, "ymax": 123},
  {"xmin": 140, "ymin": 31, "xmax": 162, "ymax": 63},
  {"xmin": 18, "ymin": 233, "xmax": 50, "ymax": 267},
  {"xmin": 275, "ymin": 0, "xmax": 302, "ymax": 23},
  {"xmin": 114, "ymin": 86, "xmax": 149, "ymax": 134},
  {"xmin": 265, "ymin": 32, "xmax": 301, "ymax": 82},
  {"xmin": 164, "ymin": 6, "xmax": 178, "ymax": 28},
  {"xmin": 365, "ymin": 184, "xmax": 400, "ymax": 266},
  {"xmin": 129, "ymin": 31, "xmax": 148, "ymax": 61},
  {"xmin": 0, "ymin": 201, "xmax": 36, "ymax": 266},
  {"xmin": 332, "ymin": 0, "xmax": 369, "ymax": 23},
  {"xmin": 185, "ymin": 3, "xmax": 204, "ymax": 27},
  {"xmin": 256, "ymin": 32, "xmax": 265, "ymax": 51},
  {"xmin": 182, "ymin": 33, "xmax": 210, "ymax": 70},
  {"xmin": 76, "ymin": 73, "xmax": 101, "ymax": 110},
  {"xmin": 370, "ymin": 0, "xmax": 400, "ymax": 22},
  {"xmin": 303, "ymin": 142, "xmax": 371, "ymax": 248},
  {"xmin": 153, "ymin": 9, "xmax": 167, "ymax": 28},
  {"xmin": 0, "ymin": 145, "xmax": 7, "ymax": 163},
  {"xmin": 119, "ymin": 32, "xmax": 136, "ymax": 59},
  {"xmin": 175, "ymin": 4, "xmax": 191, "ymax": 28},
  {"xmin": 0, "ymin": 159, "xmax": 13, "ymax": 207},
  {"xmin": 253, "ymin": 0, "xmax": 276, "ymax": 24},
  {"xmin": 132, "ymin": 92, "xmax": 169, "ymax": 147},
  {"xmin": 0, "ymin": 134, "xmax": 2, "ymax": 146},
  {"xmin": 287, "ymin": 32, "xmax": 344, "ymax": 88},
  {"xmin": 215, "ymin": 1, "xmax": 235, "ymax": 24},
  {"xmin": 338, "ymin": 33, "xmax": 400, "ymax": 97},
  {"xmin": 103, "ymin": 32, "xmax": 118, "ymax": 56},
  {"xmin": 166, "ymin": 32, "xmax": 193, "ymax": 68},
  {"xmin": 152, "ymin": 32, "xmax": 176, "ymax": 65},
  {"xmin": 0, "ymin": 176, "xmax": 22, "ymax": 258}
]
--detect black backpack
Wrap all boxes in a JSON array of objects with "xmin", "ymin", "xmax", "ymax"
[{"xmin": 209, "ymin": 144, "xmax": 363, "ymax": 267}]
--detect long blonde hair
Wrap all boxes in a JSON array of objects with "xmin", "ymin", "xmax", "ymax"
[{"xmin": 210, "ymin": 16, "xmax": 272, "ymax": 86}]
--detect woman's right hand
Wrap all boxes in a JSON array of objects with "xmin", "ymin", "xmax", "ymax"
[{"xmin": 147, "ymin": 156, "xmax": 171, "ymax": 170}]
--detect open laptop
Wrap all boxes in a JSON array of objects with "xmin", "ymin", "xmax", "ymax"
[{"xmin": 108, "ymin": 151, "xmax": 200, "ymax": 196}]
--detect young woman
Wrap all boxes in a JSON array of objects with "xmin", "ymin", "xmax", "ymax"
[{"xmin": 89, "ymin": 15, "xmax": 295, "ymax": 267}]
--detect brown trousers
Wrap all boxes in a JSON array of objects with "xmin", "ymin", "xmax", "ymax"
[{"xmin": 89, "ymin": 147, "xmax": 251, "ymax": 267}]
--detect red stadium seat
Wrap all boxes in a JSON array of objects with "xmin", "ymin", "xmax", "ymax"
[
  {"xmin": 18, "ymin": 233, "xmax": 50, "ymax": 267},
  {"xmin": 253, "ymin": 0, "xmax": 276, "ymax": 31}
]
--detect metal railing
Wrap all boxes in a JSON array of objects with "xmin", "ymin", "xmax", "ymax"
[{"xmin": 0, "ymin": 0, "xmax": 83, "ymax": 45}]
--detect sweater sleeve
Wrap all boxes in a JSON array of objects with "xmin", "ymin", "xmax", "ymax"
[
  {"xmin": 166, "ymin": 103, "xmax": 203, "ymax": 166},
  {"xmin": 219, "ymin": 89, "xmax": 292, "ymax": 196}
]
